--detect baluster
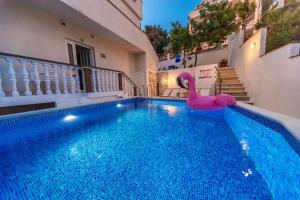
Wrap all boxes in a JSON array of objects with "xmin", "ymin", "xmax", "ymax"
[
  {"xmin": 97, "ymin": 69, "xmax": 101, "ymax": 92},
  {"xmin": 81, "ymin": 67, "xmax": 86, "ymax": 92},
  {"xmin": 101, "ymin": 70, "xmax": 106, "ymax": 92},
  {"xmin": 32, "ymin": 62, "xmax": 43, "ymax": 95},
  {"xmin": 106, "ymin": 71, "xmax": 109, "ymax": 92},
  {"xmin": 6, "ymin": 58, "xmax": 20, "ymax": 96},
  {"xmin": 91, "ymin": 68, "xmax": 97, "ymax": 92},
  {"xmin": 20, "ymin": 60, "xmax": 32, "ymax": 96},
  {"xmin": 0, "ymin": 72, "xmax": 5, "ymax": 97},
  {"xmin": 68, "ymin": 66, "xmax": 76, "ymax": 93},
  {"xmin": 75, "ymin": 67, "xmax": 80, "ymax": 93},
  {"xmin": 112, "ymin": 72, "xmax": 116, "ymax": 91},
  {"xmin": 43, "ymin": 63, "xmax": 52, "ymax": 95},
  {"xmin": 108, "ymin": 71, "xmax": 112, "ymax": 91},
  {"xmin": 53, "ymin": 64, "xmax": 61, "ymax": 94},
  {"xmin": 61, "ymin": 65, "xmax": 68, "ymax": 94}
]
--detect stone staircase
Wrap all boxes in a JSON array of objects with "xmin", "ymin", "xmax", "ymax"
[{"xmin": 216, "ymin": 67, "xmax": 253, "ymax": 104}]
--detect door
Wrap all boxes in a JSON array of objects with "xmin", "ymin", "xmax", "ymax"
[{"xmin": 66, "ymin": 40, "xmax": 95, "ymax": 92}]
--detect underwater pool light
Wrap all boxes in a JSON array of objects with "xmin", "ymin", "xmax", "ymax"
[
  {"xmin": 63, "ymin": 114, "xmax": 77, "ymax": 122},
  {"xmin": 116, "ymin": 104, "xmax": 122, "ymax": 108}
]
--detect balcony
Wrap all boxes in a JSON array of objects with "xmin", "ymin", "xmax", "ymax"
[{"xmin": 0, "ymin": 52, "xmax": 136, "ymax": 108}]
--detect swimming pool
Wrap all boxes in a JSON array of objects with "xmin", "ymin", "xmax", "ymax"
[{"xmin": 0, "ymin": 98, "xmax": 299, "ymax": 199}]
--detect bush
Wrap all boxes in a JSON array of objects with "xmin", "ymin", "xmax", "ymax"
[{"xmin": 258, "ymin": 0, "xmax": 300, "ymax": 52}]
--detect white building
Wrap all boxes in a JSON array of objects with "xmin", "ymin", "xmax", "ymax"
[{"xmin": 0, "ymin": 0, "xmax": 158, "ymax": 110}]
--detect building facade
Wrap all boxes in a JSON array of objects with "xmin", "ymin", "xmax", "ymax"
[{"xmin": 0, "ymin": 0, "xmax": 158, "ymax": 108}]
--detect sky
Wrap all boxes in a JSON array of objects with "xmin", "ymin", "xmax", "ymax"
[{"xmin": 142, "ymin": 0, "xmax": 201, "ymax": 32}]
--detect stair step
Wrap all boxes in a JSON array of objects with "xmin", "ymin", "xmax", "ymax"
[
  {"xmin": 223, "ymin": 91, "xmax": 247, "ymax": 96},
  {"xmin": 243, "ymin": 101, "xmax": 255, "ymax": 105},
  {"xmin": 234, "ymin": 96, "xmax": 250, "ymax": 101},
  {"xmin": 221, "ymin": 76, "xmax": 239, "ymax": 80},
  {"xmin": 217, "ymin": 67, "xmax": 234, "ymax": 71},
  {"xmin": 219, "ymin": 72, "xmax": 237, "ymax": 76},
  {"xmin": 222, "ymin": 80, "xmax": 241, "ymax": 84},
  {"xmin": 219, "ymin": 87, "xmax": 245, "ymax": 91}
]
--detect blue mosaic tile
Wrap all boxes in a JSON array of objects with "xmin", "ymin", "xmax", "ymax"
[{"xmin": 0, "ymin": 98, "xmax": 299, "ymax": 199}]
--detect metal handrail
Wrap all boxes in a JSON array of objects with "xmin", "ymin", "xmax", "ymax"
[
  {"xmin": 215, "ymin": 67, "xmax": 222, "ymax": 95},
  {"xmin": 0, "ymin": 52, "xmax": 137, "ymax": 87}
]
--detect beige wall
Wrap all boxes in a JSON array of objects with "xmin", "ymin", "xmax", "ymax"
[
  {"xmin": 228, "ymin": 29, "xmax": 300, "ymax": 119},
  {"xmin": 159, "ymin": 48, "xmax": 228, "ymax": 70},
  {"xmin": 0, "ymin": 1, "xmax": 138, "ymax": 79},
  {"xmin": 0, "ymin": 0, "xmax": 158, "ymax": 88}
]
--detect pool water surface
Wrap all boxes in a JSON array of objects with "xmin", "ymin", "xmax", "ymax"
[{"xmin": 0, "ymin": 99, "xmax": 299, "ymax": 199}]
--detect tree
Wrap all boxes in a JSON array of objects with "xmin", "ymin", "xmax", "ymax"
[
  {"xmin": 169, "ymin": 22, "xmax": 193, "ymax": 68},
  {"xmin": 191, "ymin": 0, "xmax": 238, "ymax": 66},
  {"xmin": 144, "ymin": 25, "xmax": 169, "ymax": 54},
  {"xmin": 234, "ymin": 0, "xmax": 256, "ymax": 30}
]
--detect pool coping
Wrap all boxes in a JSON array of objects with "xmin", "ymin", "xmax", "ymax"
[{"xmin": 1, "ymin": 96, "xmax": 299, "ymax": 143}]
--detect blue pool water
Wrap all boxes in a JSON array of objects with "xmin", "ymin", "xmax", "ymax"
[{"xmin": 0, "ymin": 98, "xmax": 299, "ymax": 199}]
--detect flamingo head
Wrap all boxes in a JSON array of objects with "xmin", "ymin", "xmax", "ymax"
[{"xmin": 177, "ymin": 72, "xmax": 193, "ymax": 89}]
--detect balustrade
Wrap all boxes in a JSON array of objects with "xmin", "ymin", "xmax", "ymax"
[{"xmin": 0, "ymin": 53, "xmax": 136, "ymax": 99}]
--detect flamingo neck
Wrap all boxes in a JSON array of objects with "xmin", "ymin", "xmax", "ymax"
[{"xmin": 187, "ymin": 77, "xmax": 198, "ymax": 100}]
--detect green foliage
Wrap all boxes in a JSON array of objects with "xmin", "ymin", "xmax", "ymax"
[
  {"xmin": 169, "ymin": 22, "xmax": 193, "ymax": 67},
  {"xmin": 191, "ymin": 0, "xmax": 237, "ymax": 66},
  {"xmin": 144, "ymin": 25, "xmax": 169, "ymax": 54},
  {"xmin": 256, "ymin": 0, "xmax": 300, "ymax": 52},
  {"xmin": 197, "ymin": 0, "xmax": 238, "ymax": 46},
  {"xmin": 234, "ymin": 0, "xmax": 256, "ymax": 29}
]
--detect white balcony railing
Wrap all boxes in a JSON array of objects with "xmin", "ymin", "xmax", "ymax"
[{"xmin": 0, "ymin": 53, "xmax": 136, "ymax": 103}]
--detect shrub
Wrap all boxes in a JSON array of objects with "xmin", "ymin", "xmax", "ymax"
[{"xmin": 258, "ymin": 0, "xmax": 300, "ymax": 52}]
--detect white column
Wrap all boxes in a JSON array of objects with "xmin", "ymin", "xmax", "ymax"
[
  {"xmin": 43, "ymin": 63, "xmax": 52, "ymax": 95},
  {"xmin": 20, "ymin": 60, "xmax": 32, "ymax": 96},
  {"xmin": 97, "ymin": 69, "xmax": 101, "ymax": 92},
  {"xmin": 68, "ymin": 66, "xmax": 76, "ymax": 93},
  {"xmin": 105, "ymin": 71, "xmax": 109, "ymax": 92},
  {"xmin": 6, "ymin": 58, "xmax": 20, "ymax": 96},
  {"xmin": 61, "ymin": 65, "xmax": 68, "ymax": 94},
  {"xmin": 32, "ymin": 62, "xmax": 43, "ymax": 95},
  {"xmin": 110, "ymin": 71, "xmax": 113, "ymax": 91},
  {"xmin": 0, "ymin": 72, "xmax": 5, "ymax": 97},
  {"xmin": 91, "ymin": 68, "xmax": 97, "ymax": 92},
  {"xmin": 81, "ymin": 67, "xmax": 86, "ymax": 92},
  {"xmin": 75, "ymin": 67, "xmax": 81, "ymax": 93},
  {"xmin": 53, "ymin": 64, "xmax": 61, "ymax": 94},
  {"xmin": 101, "ymin": 70, "xmax": 106, "ymax": 92}
]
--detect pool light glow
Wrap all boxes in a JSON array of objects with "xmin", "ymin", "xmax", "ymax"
[
  {"xmin": 116, "ymin": 104, "xmax": 122, "ymax": 108},
  {"xmin": 63, "ymin": 115, "xmax": 77, "ymax": 122}
]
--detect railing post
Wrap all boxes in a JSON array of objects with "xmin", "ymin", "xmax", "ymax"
[
  {"xmin": 32, "ymin": 62, "xmax": 43, "ymax": 95},
  {"xmin": 91, "ymin": 68, "xmax": 97, "ymax": 92},
  {"xmin": 68, "ymin": 66, "xmax": 76, "ymax": 93},
  {"xmin": 44, "ymin": 63, "xmax": 52, "ymax": 95},
  {"xmin": 61, "ymin": 65, "xmax": 68, "ymax": 94},
  {"xmin": 105, "ymin": 71, "xmax": 109, "ymax": 92},
  {"xmin": 97, "ymin": 69, "xmax": 101, "ymax": 92},
  {"xmin": 113, "ymin": 72, "xmax": 117, "ymax": 91},
  {"xmin": 75, "ymin": 67, "xmax": 81, "ymax": 93},
  {"xmin": 0, "ymin": 72, "xmax": 5, "ymax": 97},
  {"xmin": 6, "ymin": 58, "xmax": 20, "ymax": 97},
  {"xmin": 102, "ymin": 70, "xmax": 106, "ymax": 92},
  {"xmin": 118, "ymin": 73, "xmax": 123, "ymax": 91},
  {"xmin": 53, "ymin": 64, "xmax": 61, "ymax": 94},
  {"xmin": 20, "ymin": 60, "xmax": 32, "ymax": 96}
]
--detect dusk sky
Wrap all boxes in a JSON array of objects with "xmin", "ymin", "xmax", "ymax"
[{"xmin": 142, "ymin": 0, "xmax": 201, "ymax": 32}]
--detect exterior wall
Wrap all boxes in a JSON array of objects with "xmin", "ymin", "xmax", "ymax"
[
  {"xmin": 58, "ymin": 0, "xmax": 158, "ymax": 73},
  {"xmin": 0, "ymin": 0, "xmax": 158, "ymax": 89},
  {"xmin": 0, "ymin": 1, "xmax": 136, "ymax": 79},
  {"xmin": 159, "ymin": 48, "xmax": 228, "ymax": 70},
  {"xmin": 109, "ymin": 0, "xmax": 142, "ymax": 28},
  {"xmin": 158, "ymin": 64, "xmax": 217, "ymax": 96},
  {"xmin": 228, "ymin": 29, "xmax": 300, "ymax": 119}
]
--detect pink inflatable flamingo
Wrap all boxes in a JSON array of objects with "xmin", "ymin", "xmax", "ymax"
[{"xmin": 177, "ymin": 72, "xmax": 236, "ymax": 110}]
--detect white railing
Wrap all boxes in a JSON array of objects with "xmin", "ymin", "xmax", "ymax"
[{"xmin": 0, "ymin": 53, "xmax": 136, "ymax": 99}]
